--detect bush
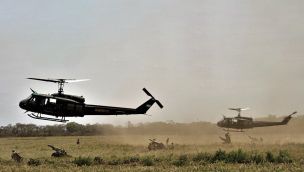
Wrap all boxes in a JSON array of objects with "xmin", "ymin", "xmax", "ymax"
[
  {"xmin": 172, "ymin": 154, "xmax": 188, "ymax": 166},
  {"xmin": 93, "ymin": 156, "xmax": 104, "ymax": 165},
  {"xmin": 250, "ymin": 152, "xmax": 265, "ymax": 164},
  {"xmin": 73, "ymin": 157, "xmax": 92, "ymax": 166},
  {"xmin": 212, "ymin": 149, "xmax": 227, "ymax": 162},
  {"xmin": 122, "ymin": 156, "xmax": 140, "ymax": 164},
  {"xmin": 141, "ymin": 156, "xmax": 154, "ymax": 166},
  {"xmin": 193, "ymin": 152, "xmax": 212, "ymax": 163},
  {"xmin": 226, "ymin": 149, "xmax": 249, "ymax": 163},
  {"xmin": 277, "ymin": 150, "xmax": 292, "ymax": 163},
  {"xmin": 27, "ymin": 158, "xmax": 41, "ymax": 166},
  {"xmin": 108, "ymin": 159, "xmax": 121, "ymax": 165},
  {"xmin": 265, "ymin": 151, "xmax": 275, "ymax": 163}
]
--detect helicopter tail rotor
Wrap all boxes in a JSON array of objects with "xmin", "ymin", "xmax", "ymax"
[
  {"xmin": 136, "ymin": 88, "xmax": 163, "ymax": 114},
  {"xmin": 143, "ymin": 88, "xmax": 163, "ymax": 109}
]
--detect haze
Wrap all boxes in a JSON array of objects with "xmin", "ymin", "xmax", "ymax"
[{"xmin": 1, "ymin": 0, "xmax": 304, "ymax": 125}]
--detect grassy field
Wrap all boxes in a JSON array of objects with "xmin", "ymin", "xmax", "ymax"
[{"xmin": 0, "ymin": 134, "xmax": 304, "ymax": 172}]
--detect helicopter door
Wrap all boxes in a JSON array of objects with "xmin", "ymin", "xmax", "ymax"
[
  {"xmin": 55, "ymin": 100, "xmax": 65, "ymax": 114},
  {"xmin": 66, "ymin": 103, "xmax": 76, "ymax": 114},
  {"xmin": 44, "ymin": 98, "xmax": 56, "ymax": 113},
  {"xmin": 75, "ymin": 104, "xmax": 83, "ymax": 114},
  {"xmin": 37, "ymin": 97, "xmax": 46, "ymax": 106}
]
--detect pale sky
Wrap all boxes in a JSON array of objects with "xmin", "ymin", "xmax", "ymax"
[{"xmin": 1, "ymin": 0, "xmax": 304, "ymax": 125}]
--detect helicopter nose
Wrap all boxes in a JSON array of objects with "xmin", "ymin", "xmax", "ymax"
[
  {"xmin": 19, "ymin": 100, "xmax": 26, "ymax": 109},
  {"xmin": 217, "ymin": 121, "xmax": 222, "ymax": 127}
]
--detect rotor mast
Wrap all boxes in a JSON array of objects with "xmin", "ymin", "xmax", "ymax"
[
  {"xmin": 228, "ymin": 108, "xmax": 249, "ymax": 117},
  {"xmin": 58, "ymin": 80, "xmax": 65, "ymax": 94}
]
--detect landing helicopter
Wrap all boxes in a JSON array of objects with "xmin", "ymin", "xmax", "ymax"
[
  {"xmin": 217, "ymin": 108, "xmax": 297, "ymax": 132},
  {"xmin": 19, "ymin": 78, "xmax": 163, "ymax": 122}
]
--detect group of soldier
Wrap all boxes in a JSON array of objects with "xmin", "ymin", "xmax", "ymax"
[
  {"xmin": 11, "ymin": 144, "xmax": 69, "ymax": 163},
  {"xmin": 11, "ymin": 137, "xmax": 175, "ymax": 163},
  {"xmin": 148, "ymin": 138, "xmax": 174, "ymax": 151},
  {"xmin": 10, "ymin": 139, "xmax": 80, "ymax": 163},
  {"xmin": 219, "ymin": 132, "xmax": 263, "ymax": 144}
]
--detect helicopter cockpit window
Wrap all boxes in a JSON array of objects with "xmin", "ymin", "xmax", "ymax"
[
  {"xmin": 50, "ymin": 98, "xmax": 56, "ymax": 103},
  {"xmin": 29, "ymin": 97, "xmax": 36, "ymax": 102}
]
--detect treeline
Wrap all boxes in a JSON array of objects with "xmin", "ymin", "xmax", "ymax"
[
  {"xmin": 0, "ymin": 121, "xmax": 218, "ymax": 137},
  {"xmin": 1, "ymin": 115, "xmax": 304, "ymax": 137},
  {"xmin": 0, "ymin": 122, "xmax": 111, "ymax": 137}
]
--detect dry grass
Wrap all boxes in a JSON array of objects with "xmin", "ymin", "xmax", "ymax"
[{"xmin": 0, "ymin": 134, "xmax": 303, "ymax": 171}]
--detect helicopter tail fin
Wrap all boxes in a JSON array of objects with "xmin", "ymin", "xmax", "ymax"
[
  {"xmin": 281, "ymin": 111, "xmax": 297, "ymax": 124},
  {"xmin": 136, "ymin": 98, "xmax": 156, "ymax": 114},
  {"xmin": 135, "ymin": 88, "xmax": 163, "ymax": 114}
]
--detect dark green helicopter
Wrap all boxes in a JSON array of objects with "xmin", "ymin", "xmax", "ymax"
[
  {"xmin": 19, "ymin": 78, "xmax": 163, "ymax": 122},
  {"xmin": 217, "ymin": 108, "xmax": 297, "ymax": 132}
]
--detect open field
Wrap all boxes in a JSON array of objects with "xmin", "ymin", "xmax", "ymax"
[{"xmin": 0, "ymin": 134, "xmax": 304, "ymax": 172}]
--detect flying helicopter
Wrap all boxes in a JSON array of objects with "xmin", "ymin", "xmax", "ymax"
[
  {"xmin": 19, "ymin": 78, "xmax": 163, "ymax": 122},
  {"xmin": 217, "ymin": 108, "xmax": 297, "ymax": 132}
]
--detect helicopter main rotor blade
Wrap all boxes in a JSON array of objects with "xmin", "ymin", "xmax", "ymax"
[
  {"xmin": 156, "ymin": 100, "xmax": 164, "ymax": 109},
  {"xmin": 229, "ymin": 107, "xmax": 250, "ymax": 111},
  {"xmin": 65, "ymin": 79, "xmax": 90, "ymax": 83},
  {"xmin": 27, "ymin": 78, "xmax": 90, "ymax": 83},
  {"xmin": 27, "ymin": 78, "xmax": 60, "ymax": 83},
  {"xmin": 143, "ymin": 88, "xmax": 153, "ymax": 98}
]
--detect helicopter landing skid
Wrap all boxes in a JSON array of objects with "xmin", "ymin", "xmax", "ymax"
[
  {"xmin": 223, "ymin": 128, "xmax": 244, "ymax": 132},
  {"xmin": 27, "ymin": 113, "xmax": 68, "ymax": 123}
]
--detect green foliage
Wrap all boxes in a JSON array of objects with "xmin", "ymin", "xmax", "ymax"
[
  {"xmin": 107, "ymin": 159, "xmax": 121, "ymax": 165},
  {"xmin": 141, "ymin": 156, "xmax": 154, "ymax": 166},
  {"xmin": 193, "ymin": 152, "xmax": 213, "ymax": 162},
  {"xmin": 266, "ymin": 151, "xmax": 276, "ymax": 163},
  {"xmin": 172, "ymin": 154, "xmax": 188, "ymax": 166},
  {"xmin": 66, "ymin": 122, "xmax": 84, "ymax": 134},
  {"xmin": 191, "ymin": 149, "xmax": 293, "ymax": 164},
  {"xmin": 212, "ymin": 149, "xmax": 227, "ymax": 162},
  {"xmin": 277, "ymin": 150, "xmax": 292, "ymax": 163},
  {"xmin": 72, "ymin": 157, "xmax": 92, "ymax": 166},
  {"xmin": 250, "ymin": 152, "xmax": 265, "ymax": 164},
  {"xmin": 93, "ymin": 156, "xmax": 104, "ymax": 165},
  {"xmin": 226, "ymin": 149, "xmax": 249, "ymax": 163},
  {"xmin": 122, "ymin": 156, "xmax": 140, "ymax": 164}
]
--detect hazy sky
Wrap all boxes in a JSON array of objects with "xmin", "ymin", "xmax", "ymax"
[{"xmin": 1, "ymin": 0, "xmax": 304, "ymax": 125}]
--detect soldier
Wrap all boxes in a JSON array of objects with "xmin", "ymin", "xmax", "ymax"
[
  {"xmin": 219, "ymin": 132, "xmax": 231, "ymax": 144},
  {"xmin": 169, "ymin": 142, "xmax": 174, "ymax": 150},
  {"xmin": 225, "ymin": 132, "xmax": 231, "ymax": 144},
  {"xmin": 166, "ymin": 138, "xmax": 169, "ymax": 146},
  {"xmin": 148, "ymin": 139, "xmax": 165, "ymax": 151},
  {"xmin": 77, "ymin": 138, "xmax": 80, "ymax": 145},
  {"xmin": 11, "ymin": 150, "xmax": 22, "ymax": 163},
  {"xmin": 48, "ymin": 145, "xmax": 68, "ymax": 157}
]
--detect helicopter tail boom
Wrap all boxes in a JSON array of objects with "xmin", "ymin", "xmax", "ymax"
[{"xmin": 281, "ymin": 111, "xmax": 297, "ymax": 124}]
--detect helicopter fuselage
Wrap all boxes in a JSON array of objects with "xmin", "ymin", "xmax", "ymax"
[
  {"xmin": 19, "ymin": 92, "xmax": 155, "ymax": 118},
  {"xmin": 20, "ymin": 78, "xmax": 163, "ymax": 122},
  {"xmin": 217, "ymin": 114, "xmax": 295, "ymax": 130}
]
